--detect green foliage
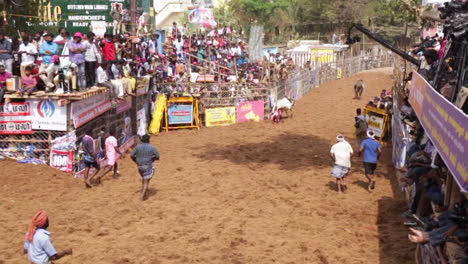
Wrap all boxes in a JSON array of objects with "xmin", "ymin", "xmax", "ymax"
[{"xmin": 218, "ymin": 0, "xmax": 422, "ymax": 42}]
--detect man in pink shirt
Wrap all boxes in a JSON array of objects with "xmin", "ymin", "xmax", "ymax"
[{"xmin": 96, "ymin": 127, "xmax": 123, "ymax": 183}]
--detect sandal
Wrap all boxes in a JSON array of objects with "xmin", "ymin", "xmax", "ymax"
[{"xmin": 368, "ymin": 180, "xmax": 376, "ymax": 191}]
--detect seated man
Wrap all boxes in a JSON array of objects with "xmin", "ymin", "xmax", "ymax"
[{"xmin": 39, "ymin": 55, "xmax": 76, "ymax": 93}]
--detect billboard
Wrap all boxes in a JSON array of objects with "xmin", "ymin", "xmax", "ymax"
[
  {"xmin": 34, "ymin": 0, "xmax": 128, "ymax": 34},
  {"xmin": 168, "ymin": 104, "xmax": 193, "ymax": 124},
  {"xmin": 410, "ymin": 72, "xmax": 468, "ymax": 192},
  {"xmin": 205, "ymin": 107, "xmax": 236, "ymax": 127}
]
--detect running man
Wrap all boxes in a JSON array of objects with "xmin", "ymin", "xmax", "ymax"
[
  {"xmin": 95, "ymin": 127, "xmax": 123, "ymax": 184},
  {"xmin": 330, "ymin": 135, "xmax": 354, "ymax": 193},
  {"xmin": 24, "ymin": 210, "xmax": 72, "ymax": 264},
  {"xmin": 131, "ymin": 135, "xmax": 160, "ymax": 201},
  {"xmin": 82, "ymin": 129, "xmax": 100, "ymax": 188},
  {"xmin": 359, "ymin": 130, "xmax": 382, "ymax": 191}
]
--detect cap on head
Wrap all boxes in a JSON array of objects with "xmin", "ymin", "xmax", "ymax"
[
  {"xmin": 367, "ymin": 130, "xmax": 375, "ymax": 139},
  {"xmin": 74, "ymin": 32, "xmax": 83, "ymax": 38},
  {"xmin": 336, "ymin": 134, "xmax": 345, "ymax": 142},
  {"xmin": 51, "ymin": 55, "xmax": 60, "ymax": 63}
]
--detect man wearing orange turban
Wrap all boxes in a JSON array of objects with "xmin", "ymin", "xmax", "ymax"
[{"xmin": 23, "ymin": 210, "xmax": 72, "ymax": 264}]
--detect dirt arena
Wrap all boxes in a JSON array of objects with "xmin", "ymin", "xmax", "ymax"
[{"xmin": 0, "ymin": 69, "xmax": 416, "ymax": 264}]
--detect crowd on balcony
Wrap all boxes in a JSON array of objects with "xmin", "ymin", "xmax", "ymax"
[{"xmin": 0, "ymin": 22, "xmax": 298, "ymax": 103}]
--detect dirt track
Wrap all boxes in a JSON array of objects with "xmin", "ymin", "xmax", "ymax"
[{"xmin": 0, "ymin": 68, "xmax": 415, "ymax": 264}]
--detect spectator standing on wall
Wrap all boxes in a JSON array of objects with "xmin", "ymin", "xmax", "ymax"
[
  {"xmin": 83, "ymin": 32, "xmax": 101, "ymax": 88},
  {"xmin": 359, "ymin": 130, "xmax": 382, "ymax": 191},
  {"xmin": 18, "ymin": 37, "xmax": 38, "ymax": 77},
  {"xmin": 101, "ymin": 33, "xmax": 116, "ymax": 62},
  {"xmin": 68, "ymin": 32, "xmax": 87, "ymax": 91},
  {"xmin": 0, "ymin": 32, "xmax": 13, "ymax": 73}
]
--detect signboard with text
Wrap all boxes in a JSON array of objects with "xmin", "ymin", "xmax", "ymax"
[
  {"xmin": 0, "ymin": 103, "xmax": 32, "ymax": 134},
  {"xmin": 205, "ymin": 107, "xmax": 236, "ymax": 127},
  {"xmin": 34, "ymin": 0, "xmax": 128, "ymax": 34},
  {"xmin": 71, "ymin": 92, "xmax": 112, "ymax": 128},
  {"xmin": 168, "ymin": 105, "xmax": 193, "ymax": 124},
  {"xmin": 237, "ymin": 100, "xmax": 264, "ymax": 123},
  {"xmin": 410, "ymin": 72, "xmax": 468, "ymax": 192},
  {"xmin": 29, "ymin": 99, "xmax": 67, "ymax": 131}
]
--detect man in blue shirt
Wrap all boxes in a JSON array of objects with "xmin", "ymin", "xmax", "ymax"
[
  {"xmin": 359, "ymin": 130, "xmax": 382, "ymax": 191},
  {"xmin": 39, "ymin": 34, "xmax": 59, "ymax": 91},
  {"xmin": 24, "ymin": 210, "xmax": 72, "ymax": 264}
]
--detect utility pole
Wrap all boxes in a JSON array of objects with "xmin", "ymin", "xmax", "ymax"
[{"xmin": 130, "ymin": 0, "xmax": 137, "ymax": 35}]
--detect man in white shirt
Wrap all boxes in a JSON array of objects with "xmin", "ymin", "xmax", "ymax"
[
  {"xmin": 330, "ymin": 134, "xmax": 354, "ymax": 193},
  {"xmin": 173, "ymin": 35, "xmax": 184, "ymax": 58},
  {"xmin": 83, "ymin": 32, "xmax": 101, "ymax": 88},
  {"xmin": 18, "ymin": 37, "xmax": 38, "ymax": 77}
]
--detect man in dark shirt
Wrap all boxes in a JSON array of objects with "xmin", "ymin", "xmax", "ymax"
[
  {"xmin": 82, "ymin": 129, "xmax": 101, "ymax": 188},
  {"xmin": 131, "ymin": 135, "xmax": 159, "ymax": 201}
]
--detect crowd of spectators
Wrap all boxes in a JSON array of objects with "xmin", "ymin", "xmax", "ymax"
[
  {"xmin": 0, "ymin": 22, "xmax": 297, "ymax": 103},
  {"xmin": 396, "ymin": 75, "xmax": 468, "ymax": 262}
]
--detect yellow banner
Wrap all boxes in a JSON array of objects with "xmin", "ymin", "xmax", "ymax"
[
  {"xmin": 205, "ymin": 107, "xmax": 236, "ymax": 127},
  {"xmin": 311, "ymin": 49, "xmax": 334, "ymax": 63}
]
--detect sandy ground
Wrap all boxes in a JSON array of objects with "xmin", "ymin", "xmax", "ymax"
[{"xmin": 0, "ymin": 69, "xmax": 416, "ymax": 264}]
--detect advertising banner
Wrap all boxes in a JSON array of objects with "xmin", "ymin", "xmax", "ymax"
[
  {"xmin": 205, "ymin": 107, "xmax": 236, "ymax": 127},
  {"xmin": 410, "ymin": 72, "xmax": 468, "ymax": 192},
  {"xmin": 116, "ymin": 97, "xmax": 132, "ymax": 114},
  {"xmin": 311, "ymin": 49, "xmax": 334, "ymax": 63},
  {"xmin": 0, "ymin": 102, "xmax": 30, "ymax": 117},
  {"xmin": 367, "ymin": 114, "xmax": 385, "ymax": 137},
  {"xmin": 0, "ymin": 102, "xmax": 32, "ymax": 134},
  {"xmin": 168, "ymin": 104, "xmax": 193, "ymax": 124},
  {"xmin": 35, "ymin": 0, "xmax": 128, "ymax": 34},
  {"xmin": 189, "ymin": 7, "xmax": 217, "ymax": 28},
  {"xmin": 0, "ymin": 121, "xmax": 33, "ymax": 134},
  {"xmin": 50, "ymin": 131, "xmax": 76, "ymax": 173},
  {"xmin": 29, "ymin": 99, "xmax": 67, "ymax": 131},
  {"xmin": 71, "ymin": 92, "xmax": 112, "ymax": 128},
  {"xmin": 237, "ymin": 100, "xmax": 264, "ymax": 123}
]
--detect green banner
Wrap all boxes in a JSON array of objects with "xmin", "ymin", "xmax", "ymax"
[{"xmin": 36, "ymin": 0, "xmax": 128, "ymax": 34}]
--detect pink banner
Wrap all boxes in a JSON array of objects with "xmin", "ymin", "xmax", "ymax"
[{"xmin": 237, "ymin": 100, "xmax": 264, "ymax": 123}]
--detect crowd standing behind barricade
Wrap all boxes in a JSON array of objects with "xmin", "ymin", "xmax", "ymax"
[{"xmin": 0, "ymin": 22, "xmax": 298, "ymax": 104}]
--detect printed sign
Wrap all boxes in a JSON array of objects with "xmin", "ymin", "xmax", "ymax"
[
  {"xmin": 168, "ymin": 104, "xmax": 193, "ymax": 124},
  {"xmin": 0, "ymin": 102, "xmax": 33, "ymax": 134},
  {"xmin": 50, "ymin": 131, "xmax": 76, "ymax": 173},
  {"xmin": 367, "ymin": 115, "xmax": 385, "ymax": 137},
  {"xmin": 0, "ymin": 121, "xmax": 33, "ymax": 134},
  {"xmin": 71, "ymin": 92, "xmax": 112, "ymax": 128},
  {"xmin": 34, "ymin": 0, "xmax": 129, "ymax": 34},
  {"xmin": 410, "ymin": 72, "xmax": 468, "ymax": 192},
  {"xmin": 29, "ymin": 99, "xmax": 67, "ymax": 131},
  {"xmin": 237, "ymin": 100, "xmax": 264, "ymax": 123},
  {"xmin": 116, "ymin": 97, "xmax": 132, "ymax": 114},
  {"xmin": 0, "ymin": 102, "xmax": 31, "ymax": 117},
  {"xmin": 205, "ymin": 107, "xmax": 236, "ymax": 127},
  {"xmin": 311, "ymin": 49, "xmax": 334, "ymax": 63}
]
